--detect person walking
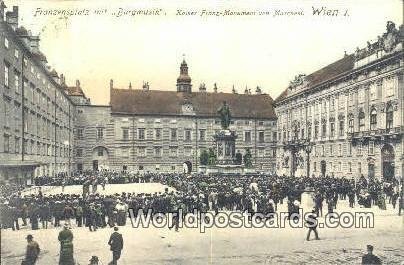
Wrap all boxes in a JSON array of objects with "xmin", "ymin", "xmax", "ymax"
[
  {"xmin": 22, "ymin": 234, "xmax": 40, "ymax": 265},
  {"xmin": 306, "ymin": 209, "xmax": 320, "ymax": 241},
  {"xmin": 108, "ymin": 226, "xmax": 124, "ymax": 265}
]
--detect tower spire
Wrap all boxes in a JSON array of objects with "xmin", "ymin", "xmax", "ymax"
[{"xmin": 176, "ymin": 56, "xmax": 192, "ymax": 93}]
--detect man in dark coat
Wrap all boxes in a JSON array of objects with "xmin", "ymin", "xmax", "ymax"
[
  {"xmin": 108, "ymin": 226, "xmax": 124, "ymax": 265},
  {"xmin": 362, "ymin": 245, "xmax": 381, "ymax": 264},
  {"xmin": 306, "ymin": 209, "xmax": 320, "ymax": 241},
  {"xmin": 23, "ymin": 234, "xmax": 40, "ymax": 265}
]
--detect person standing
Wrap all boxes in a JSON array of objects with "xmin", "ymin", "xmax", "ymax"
[
  {"xmin": 58, "ymin": 224, "xmax": 74, "ymax": 265},
  {"xmin": 361, "ymin": 245, "xmax": 381, "ymax": 264},
  {"xmin": 306, "ymin": 209, "xmax": 320, "ymax": 241},
  {"xmin": 108, "ymin": 226, "xmax": 124, "ymax": 265},
  {"xmin": 22, "ymin": 234, "xmax": 40, "ymax": 265}
]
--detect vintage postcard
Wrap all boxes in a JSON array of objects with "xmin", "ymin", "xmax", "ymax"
[{"xmin": 0, "ymin": 0, "xmax": 403, "ymax": 264}]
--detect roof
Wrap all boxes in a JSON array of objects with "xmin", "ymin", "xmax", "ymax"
[
  {"xmin": 66, "ymin": 86, "xmax": 85, "ymax": 96},
  {"xmin": 110, "ymin": 88, "xmax": 276, "ymax": 119},
  {"xmin": 275, "ymin": 54, "xmax": 355, "ymax": 103}
]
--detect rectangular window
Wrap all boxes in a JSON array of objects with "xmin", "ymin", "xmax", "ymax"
[
  {"xmin": 171, "ymin": 128, "xmax": 177, "ymax": 141},
  {"xmin": 3, "ymin": 134, "xmax": 10, "ymax": 153},
  {"xmin": 338, "ymin": 144, "xmax": 342, "ymax": 156},
  {"xmin": 348, "ymin": 162, "xmax": 352, "ymax": 173},
  {"xmin": 348, "ymin": 143, "xmax": 352, "ymax": 156},
  {"xmin": 122, "ymin": 128, "xmax": 129, "ymax": 140},
  {"xmin": 244, "ymin": 131, "xmax": 251, "ymax": 143},
  {"xmin": 199, "ymin": 129, "xmax": 206, "ymax": 141},
  {"xmin": 14, "ymin": 72, "xmax": 19, "ymax": 92},
  {"xmin": 4, "ymin": 63, "xmax": 9, "ymax": 87},
  {"xmin": 339, "ymin": 120, "xmax": 344, "ymax": 136},
  {"xmin": 96, "ymin": 128, "xmax": 104, "ymax": 139},
  {"xmin": 138, "ymin": 147, "xmax": 146, "ymax": 157},
  {"xmin": 138, "ymin": 128, "xmax": 145, "ymax": 140},
  {"xmin": 258, "ymin": 131, "xmax": 265, "ymax": 143},
  {"xmin": 155, "ymin": 128, "xmax": 161, "ymax": 140},
  {"xmin": 272, "ymin": 132, "xmax": 277, "ymax": 142},
  {"xmin": 154, "ymin": 146, "xmax": 162, "ymax": 157},
  {"xmin": 15, "ymin": 137, "xmax": 20, "ymax": 154},
  {"xmin": 184, "ymin": 129, "xmax": 191, "ymax": 142},
  {"xmin": 357, "ymin": 143, "xmax": 362, "ymax": 156},
  {"xmin": 184, "ymin": 147, "xmax": 192, "ymax": 156},
  {"xmin": 330, "ymin": 122, "xmax": 335, "ymax": 137},
  {"xmin": 76, "ymin": 148, "xmax": 83, "ymax": 157},
  {"xmin": 76, "ymin": 128, "xmax": 83, "ymax": 139},
  {"xmin": 369, "ymin": 141, "xmax": 374, "ymax": 155},
  {"xmin": 170, "ymin": 147, "xmax": 177, "ymax": 157}
]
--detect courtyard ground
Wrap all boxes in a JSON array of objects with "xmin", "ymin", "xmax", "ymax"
[{"xmin": 1, "ymin": 183, "xmax": 403, "ymax": 265}]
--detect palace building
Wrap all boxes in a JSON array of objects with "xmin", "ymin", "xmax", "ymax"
[
  {"xmin": 1, "ymin": 1, "xmax": 403, "ymax": 181},
  {"xmin": 274, "ymin": 21, "xmax": 404, "ymax": 181},
  {"xmin": 73, "ymin": 60, "xmax": 278, "ymax": 173},
  {"xmin": 0, "ymin": 4, "xmax": 76, "ymax": 183}
]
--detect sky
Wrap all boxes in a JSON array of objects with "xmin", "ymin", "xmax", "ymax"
[{"xmin": 5, "ymin": 0, "xmax": 403, "ymax": 105}]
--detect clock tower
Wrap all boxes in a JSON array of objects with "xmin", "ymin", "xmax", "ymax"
[{"xmin": 176, "ymin": 58, "xmax": 192, "ymax": 93}]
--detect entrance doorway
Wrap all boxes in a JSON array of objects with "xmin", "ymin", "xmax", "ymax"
[
  {"xmin": 381, "ymin": 144, "xmax": 395, "ymax": 181},
  {"xmin": 183, "ymin": 161, "xmax": 192, "ymax": 174},
  {"xmin": 320, "ymin": 160, "xmax": 326, "ymax": 177},
  {"xmin": 92, "ymin": 160, "xmax": 98, "ymax": 171}
]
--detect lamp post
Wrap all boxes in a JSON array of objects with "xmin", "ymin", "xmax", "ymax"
[{"xmin": 305, "ymin": 141, "xmax": 313, "ymax": 178}]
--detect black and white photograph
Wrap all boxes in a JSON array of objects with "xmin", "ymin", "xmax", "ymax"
[{"xmin": 0, "ymin": 0, "xmax": 403, "ymax": 264}]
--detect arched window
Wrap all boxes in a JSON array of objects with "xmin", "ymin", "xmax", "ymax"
[
  {"xmin": 358, "ymin": 110, "xmax": 365, "ymax": 132},
  {"xmin": 386, "ymin": 104, "xmax": 394, "ymax": 129},
  {"xmin": 370, "ymin": 108, "xmax": 377, "ymax": 130},
  {"xmin": 348, "ymin": 114, "xmax": 354, "ymax": 133}
]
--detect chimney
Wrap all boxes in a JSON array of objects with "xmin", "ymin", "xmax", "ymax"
[
  {"xmin": 213, "ymin": 83, "xmax": 218, "ymax": 93},
  {"xmin": 110, "ymin": 79, "xmax": 113, "ymax": 89},
  {"xmin": 6, "ymin": 6, "xmax": 18, "ymax": 30},
  {"xmin": 0, "ymin": 1, "xmax": 6, "ymax": 21},
  {"xmin": 199, "ymin": 83, "xmax": 206, "ymax": 92},
  {"xmin": 129, "ymin": 82, "xmax": 132, "ymax": 89},
  {"xmin": 29, "ymin": 35, "xmax": 40, "ymax": 53},
  {"xmin": 50, "ymin": 69, "xmax": 60, "ymax": 84},
  {"xmin": 60, "ymin": 74, "xmax": 66, "ymax": 86},
  {"xmin": 232, "ymin": 85, "xmax": 237, "ymax": 94}
]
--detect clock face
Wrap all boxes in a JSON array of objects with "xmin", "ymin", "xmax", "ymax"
[{"xmin": 182, "ymin": 104, "xmax": 193, "ymax": 113}]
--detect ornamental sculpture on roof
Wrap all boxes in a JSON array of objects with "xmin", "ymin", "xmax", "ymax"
[
  {"xmin": 217, "ymin": 101, "xmax": 231, "ymax": 129},
  {"xmin": 289, "ymin": 74, "xmax": 306, "ymax": 90},
  {"xmin": 355, "ymin": 21, "xmax": 401, "ymax": 60}
]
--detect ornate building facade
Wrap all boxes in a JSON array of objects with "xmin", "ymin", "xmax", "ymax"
[
  {"xmin": 275, "ymin": 22, "xmax": 404, "ymax": 181},
  {"xmin": 73, "ymin": 61, "xmax": 278, "ymax": 173},
  {"xmin": 0, "ymin": 5, "xmax": 75, "ymax": 182}
]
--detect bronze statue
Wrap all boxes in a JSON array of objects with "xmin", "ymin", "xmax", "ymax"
[{"xmin": 217, "ymin": 101, "xmax": 231, "ymax": 129}]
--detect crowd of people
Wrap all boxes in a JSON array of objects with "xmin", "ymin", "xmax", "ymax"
[{"xmin": 1, "ymin": 171, "xmax": 403, "ymax": 233}]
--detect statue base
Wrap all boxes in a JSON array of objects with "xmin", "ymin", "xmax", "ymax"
[{"xmin": 199, "ymin": 165, "xmax": 258, "ymax": 175}]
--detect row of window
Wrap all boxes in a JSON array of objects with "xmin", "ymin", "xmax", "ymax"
[
  {"xmin": 312, "ymin": 142, "xmax": 375, "ymax": 157},
  {"xmin": 76, "ymin": 127, "xmax": 272, "ymax": 143},
  {"xmin": 3, "ymin": 134, "xmax": 70, "ymax": 157},
  {"xmin": 283, "ymin": 106, "xmax": 395, "ymax": 141}
]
